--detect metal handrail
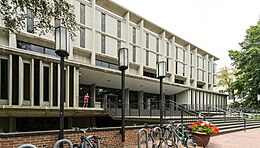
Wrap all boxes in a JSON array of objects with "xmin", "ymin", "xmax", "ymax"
[
  {"xmin": 53, "ymin": 139, "xmax": 73, "ymax": 148},
  {"xmin": 18, "ymin": 144, "xmax": 37, "ymax": 148}
]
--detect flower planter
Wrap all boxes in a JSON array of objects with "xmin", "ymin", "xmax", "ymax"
[{"xmin": 192, "ymin": 132, "xmax": 211, "ymax": 146}]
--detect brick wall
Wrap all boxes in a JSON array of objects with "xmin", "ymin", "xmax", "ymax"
[{"xmin": 0, "ymin": 126, "xmax": 142, "ymax": 148}]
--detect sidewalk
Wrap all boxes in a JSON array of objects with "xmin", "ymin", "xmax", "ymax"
[{"xmin": 208, "ymin": 128, "xmax": 260, "ymax": 148}]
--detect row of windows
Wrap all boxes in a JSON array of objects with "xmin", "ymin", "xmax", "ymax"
[
  {"xmin": 0, "ymin": 57, "xmax": 75, "ymax": 106},
  {"xmin": 95, "ymin": 59, "xmax": 118, "ymax": 70}
]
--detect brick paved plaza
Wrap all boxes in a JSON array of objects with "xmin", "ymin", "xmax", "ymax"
[{"xmin": 208, "ymin": 128, "xmax": 260, "ymax": 148}]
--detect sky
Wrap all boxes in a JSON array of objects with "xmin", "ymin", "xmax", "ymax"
[{"xmin": 112, "ymin": 0, "xmax": 260, "ymax": 70}]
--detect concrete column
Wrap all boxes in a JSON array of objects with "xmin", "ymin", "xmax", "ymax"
[
  {"xmin": 74, "ymin": 67, "xmax": 79, "ymax": 107},
  {"xmin": 185, "ymin": 44, "xmax": 191, "ymax": 85},
  {"xmin": 138, "ymin": 20, "xmax": 144, "ymax": 76},
  {"xmin": 191, "ymin": 90, "xmax": 196, "ymax": 109},
  {"xmin": 138, "ymin": 91, "xmax": 144, "ymax": 109},
  {"xmin": 67, "ymin": 117, "xmax": 73, "ymax": 129},
  {"xmin": 66, "ymin": 65, "xmax": 70, "ymax": 107},
  {"xmin": 9, "ymin": 117, "xmax": 16, "ymax": 132},
  {"xmin": 39, "ymin": 60, "xmax": 43, "ymax": 106},
  {"xmin": 124, "ymin": 12, "xmax": 130, "ymax": 74},
  {"xmin": 204, "ymin": 54, "xmax": 209, "ymax": 90},
  {"xmin": 50, "ymin": 63, "xmax": 53, "ymax": 107},
  {"xmin": 30, "ymin": 59, "xmax": 34, "ymax": 106},
  {"xmin": 90, "ymin": 84, "xmax": 96, "ymax": 107},
  {"xmin": 125, "ymin": 88, "xmax": 130, "ymax": 109},
  {"xmin": 170, "ymin": 37, "xmax": 175, "ymax": 82},
  {"xmin": 8, "ymin": 54, "xmax": 12, "ymax": 105},
  {"xmin": 18, "ymin": 56, "xmax": 23, "ymax": 106},
  {"xmin": 194, "ymin": 48, "xmax": 198, "ymax": 87},
  {"xmin": 57, "ymin": 63, "xmax": 61, "ymax": 108},
  {"xmin": 90, "ymin": 0, "xmax": 96, "ymax": 65}
]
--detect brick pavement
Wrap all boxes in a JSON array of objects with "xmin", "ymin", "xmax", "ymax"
[{"xmin": 208, "ymin": 128, "xmax": 260, "ymax": 148}]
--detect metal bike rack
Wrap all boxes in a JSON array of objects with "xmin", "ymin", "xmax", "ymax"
[
  {"xmin": 138, "ymin": 128, "xmax": 148, "ymax": 148},
  {"xmin": 18, "ymin": 144, "xmax": 37, "ymax": 148},
  {"xmin": 53, "ymin": 139, "xmax": 73, "ymax": 148}
]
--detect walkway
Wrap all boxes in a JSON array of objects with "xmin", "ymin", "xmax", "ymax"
[{"xmin": 208, "ymin": 128, "xmax": 260, "ymax": 148}]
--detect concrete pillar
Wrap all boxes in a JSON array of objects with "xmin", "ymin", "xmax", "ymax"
[
  {"xmin": 194, "ymin": 48, "xmax": 198, "ymax": 87},
  {"xmin": 90, "ymin": 0, "xmax": 96, "ymax": 65},
  {"xmin": 8, "ymin": 54, "xmax": 12, "ymax": 105},
  {"xmin": 185, "ymin": 44, "xmax": 191, "ymax": 86},
  {"xmin": 124, "ymin": 12, "xmax": 130, "ymax": 74},
  {"xmin": 138, "ymin": 91, "xmax": 144, "ymax": 109},
  {"xmin": 50, "ymin": 63, "xmax": 53, "ymax": 107},
  {"xmin": 57, "ymin": 63, "xmax": 61, "ymax": 108},
  {"xmin": 170, "ymin": 37, "xmax": 175, "ymax": 82},
  {"xmin": 138, "ymin": 20, "xmax": 144, "ymax": 76},
  {"xmin": 90, "ymin": 84, "xmax": 96, "ymax": 107},
  {"xmin": 204, "ymin": 54, "xmax": 209, "ymax": 90},
  {"xmin": 39, "ymin": 60, "xmax": 43, "ymax": 106},
  {"xmin": 9, "ymin": 117, "xmax": 16, "ymax": 132},
  {"xmin": 66, "ymin": 65, "xmax": 70, "ymax": 107},
  {"xmin": 9, "ymin": 31, "xmax": 16, "ymax": 48},
  {"xmin": 74, "ymin": 67, "xmax": 79, "ymax": 107},
  {"xmin": 67, "ymin": 117, "xmax": 73, "ymax": 129},
  {"xmin": 18, "ymin": 56, "xmax": 23, "ymax": 106},
  {"xmin": 30, "ymin": 59, "xmax": 34, "ymax": 106}
]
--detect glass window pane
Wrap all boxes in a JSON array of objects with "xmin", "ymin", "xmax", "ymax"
[
  {"xmin": 80, "ymin": 27, "xmax": 85, "ymax": 48},
  {"xmin": 45, "ymin": 48, "xmax": 57, "ymax": 57},
  {"xmin": 80, "ymin": 3, "xmax": 85, "ymax": 24}
]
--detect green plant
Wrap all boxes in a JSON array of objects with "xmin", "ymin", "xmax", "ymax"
[{"xmin": 189, "ymin": 121, "xmax": 219, "ymax": 135}]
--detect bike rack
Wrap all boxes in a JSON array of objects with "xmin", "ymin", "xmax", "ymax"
[
  {"xmin": 53, "ymin": 139, "xmax": 73, "ymax": 148},
  {"xmin": 138, "ymin": 128, "xmax": 148, "ymax": 148},
  {"xmin": 18, "ymin": 144, "xmax": 37, "ymax": 148}
]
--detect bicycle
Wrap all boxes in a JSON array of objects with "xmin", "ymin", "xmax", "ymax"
[
  {"xmin": 73, "ymin": 127, "xmax": 101, "ymax": 148},
  {"xmin": 171, "ymin": 123, "xmax": 206, "ymax": 148},
  {"xmin": 138, "ymin": 124, "xmax": 177, "ymax": 148}
]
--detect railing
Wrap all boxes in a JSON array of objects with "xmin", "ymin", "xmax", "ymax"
[{"xmin": 104, "ymin": 100, "xmax": 204, "ymax": 125}]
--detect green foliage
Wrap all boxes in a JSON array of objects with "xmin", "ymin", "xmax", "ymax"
[
  {"xmin": 228, "ymin": 20, "xmax": 260, "ymax": 109},
  {"xmin": 0, "ymin": 0, "xmax": 78, "ymax": 38}
]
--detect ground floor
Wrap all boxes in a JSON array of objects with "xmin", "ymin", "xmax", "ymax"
[{"xmin": 0, "ymin": 47, "xmax": 227, "ymax": 132}]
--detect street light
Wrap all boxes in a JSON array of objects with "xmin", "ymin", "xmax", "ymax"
[
  {"xmin": 118, "ymin": 47, "xmax": 128, "ymax": 142},
  {"xmin": 156, "ymin": 61, "xmax": 166, "ymax": 127},
  {"xmin": 55, "ymin": 25, "xmax": 70, "ymax": 143}
]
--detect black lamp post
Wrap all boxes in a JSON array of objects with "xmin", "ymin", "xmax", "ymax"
[
  {"xmin": 55, "ymin": 25, "xmax": 70, "ymax": 143},
  {"xmin": 118, "ymin": 47, "xmax": 128, "ymax": 142},
  {"xmin": 156, "ymin": 61, "xmax": 166, "ymax": 127}
]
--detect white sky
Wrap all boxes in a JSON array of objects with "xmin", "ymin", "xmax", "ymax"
[{"xmin": 112, "ymin": 0, "xmax": 260, "ymax": 70}]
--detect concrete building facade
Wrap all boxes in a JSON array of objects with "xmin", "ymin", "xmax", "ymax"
[{"xmin": 0, "ymin": 0, "xmax": 227, "ymax": 132}]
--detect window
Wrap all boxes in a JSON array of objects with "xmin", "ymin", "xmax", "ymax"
[
  {"xmin": 53, "ymin": 63, "xmax": 58, "ymax": 106},
  {"xmin": 143, "ymin": 71, "xmax": 156, "ymax": 78},
  {"xmin": 175, "ymin": 79, "xmax": 184, "ymax": 84},
  {"xmin": 95, "ymin": 60, "xmax": 118, "ymax": 70},
  {"xmin": 176, "ymin": 47, "xmax": 178, "ymax": 60},
  {"xmin": 69, "ymin": 66, "xmax": 74, "ymax": 107},
  {"xmin": 167, "ymin": 43, "xmax": 169, "ymax": 56},
  {"xmin": 166, "ymin": 58, "xmax": 169, "ymax": 72},
  {"xmin": 156, "ymin": 38, "xmax": 159, "ymax": 52},
  {"xmin": 0, "ymin": 59, "xmax": 8, "ymax": 99},
  {"xmin": 133, "ymin": 46, "xmax": 136, "ymax": 62},
  {"xmin": 12, "ymin": 55, "xmax": 19, "ymax": 105},
  {"xmin": 146, "ymin": 33, "xmax": 149, "ymax": 48},
  {"xmin": 43, "ymin": 66, "xmax": 49, "ymax": 102},
  {"xmin": 190, "ymin": 53, "xmax": 193, "ymax": 65},
  {"xmin": 34, "ymin": 59, "xmax": 40, "ymax": 106},
  {"xmin": 133, "ymin": 27, "xmax": 136, "ymax": 44},
  {"xmin": 183, "ymin": 50, "xmax": 186, "ymax": 62},
  {"xmin": 175, "ymin": 62, "xmax": 178, "ymax": 74},
  {"xmin": 156, "ymin": 55, "xmax": 159, "ymax": 63},
  {"xmin": 117, "ymin": 20, "xmax": 121, "ymax": 38},
  {"xmin": 146, "ymin": 50, "xmax": 149, "ymax": 66},
  {"xmin": 101, "ymin": 13, "xmax": 106, "ymax": 32},
  {"xmin": 23, "ymin": 63, "xmax": 30, "ymax": 100},
  {"xmin": 101, "ymin": 35, "xmax": 105, "ymax": 54},
  {"xmin": 80, "ymin": 3, "xmax": 85, "ymax": 24},
  {"xmin": 17, "ymin": 41, "xmax": 57, "ymax": 57},
  {"xmin": 27, "ymin": 9, "xmax": 34, "ymax": 33},
  {"xmin": 80, "ymin": 27, "xmax": 85, "ymax": 48}
]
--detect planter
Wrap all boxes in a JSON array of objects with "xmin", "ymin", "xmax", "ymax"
[{"xmin": 192, "ymin": 132, "xmax": 211, "ymax": 146}]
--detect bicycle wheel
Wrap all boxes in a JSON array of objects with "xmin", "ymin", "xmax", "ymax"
[
  {"xmin": 138, "ymin": 129, "xmax": 149, "ymax": 148},
  {"xmin": 185, "ymin": 135, "xmax": 205, "ymax": 148}
]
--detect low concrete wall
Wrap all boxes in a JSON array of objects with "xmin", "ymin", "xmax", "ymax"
[{"xmin": 0, "ymin": 126, "xmax": 143, "ymax": 148}]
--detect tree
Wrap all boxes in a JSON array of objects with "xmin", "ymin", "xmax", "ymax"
[
  {"xmin": 0, "ymin": 0, "xmax": 78, "ymax": 38},
  {"xmin": 217, "ymin": 66, "xmax": 236, "ymax": 102},
  {"xmin": 228, "ymin": 20, "xmax": 260, "ymax": 109}
]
